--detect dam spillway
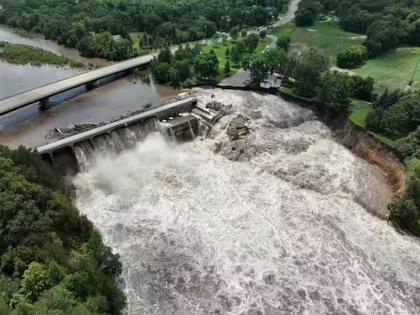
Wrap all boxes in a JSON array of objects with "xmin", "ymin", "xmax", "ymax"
[{"xmin": 36, "ymin": 97, "xmax": 207, "ymax": 174}]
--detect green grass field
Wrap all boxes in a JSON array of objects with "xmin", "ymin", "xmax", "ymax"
[
  {"xmin": 271, "ymin": 22, "xmax": 296, "ymax": 38},
  {"xmin": 202, "ymin": 41, "xmax": 239, "ymax": 78},
  {"xmin": 286, "ymin": 22, "xmax": 420, "ymax": 92},
  {"xmin": 349, "ymin": 100, "xmax": 396, "ymax": 146},
  {"xmin": 129, "ymin": 32, "xmax": 142, "ymax": 50},
  {"xmin": 202, "ymin": 37, "xmax": 272, "ymax": 79},
  {"xmin": 289, "ymin": 21, "xmax": 366, "ymax": 63},
  {"xmin": 353, "ymin": 47, "xmax": 420, "ymax": 92}
]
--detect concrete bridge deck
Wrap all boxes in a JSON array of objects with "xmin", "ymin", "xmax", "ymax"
[{"xmin": 0, "ymin": 55, "xmax": 153, "ymax": 115}]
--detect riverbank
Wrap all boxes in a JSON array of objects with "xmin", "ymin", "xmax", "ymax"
[{"xmin": 0, "ymin": 42, "xmax": 85, "ymax": 68}]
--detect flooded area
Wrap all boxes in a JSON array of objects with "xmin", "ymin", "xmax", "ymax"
[{"xmin": 0, "ymin": 26, "xmax": 178, "ymax": 149}]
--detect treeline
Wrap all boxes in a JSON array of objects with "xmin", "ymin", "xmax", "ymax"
[
  {"xmin": 0, "ymin": 0, "xmax": 288, "ymax": 61},
  {"xmin": 295, "ymin": 0, "xmax": 420, "ymax": 57},
  {"xmin": 365, "ymin": 90, "xmax": 420, "ymax": 236},
  {"xmin": 0, "ymin": 147, "xmax": 125, "ymax": 314},
  {"xmin": 151, "ymin": 33, "xmax": 267, "ymax": 87}
]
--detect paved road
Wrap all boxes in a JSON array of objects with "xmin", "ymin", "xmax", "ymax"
[
  {"xmin": 222, "ymin": 0, "xmax": 301, "ymax": 87},
  {"xmin": 0, "ymin": 54, "xmax": 153, "ymax": 116}
]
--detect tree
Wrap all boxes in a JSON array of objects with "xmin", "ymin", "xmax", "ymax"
[
  {"xmin": 20, "ymin": 262, "xmax": 51, "ymax": 302},
  {"xmin": 295, "ymin": 0, "xmax": 322, "ymax": 26},
  {"xmin": 249, "ymin": 54, "xmax": 269, "ymax": 84},
  {"xmin": 194, "ymin": 53, "xmax": 219, "ymax": 79},
  {"xmin": 336, "ymin": 45, "xmax": 368, "ymax": 69},
  {"xmin": 232, "ymin": 46, "xmax": 240, "ymax": 66},
  {"xmin": 224, "ymin": 60, "xmax": 231, "ymax": 74},
  {"xmin": 152, "ymin": 62, "xmax": 172, "ymax": 83},
  {"xmin": 245, "ymin": 34, "xmax": 259, "ymax": 53},
  {"xmin": 277, "ymin": 36, "xmax": 291, "ymax": 51},
  {"xmin": 352, "ymin": 75, "xmax": 375, "ymax": 101},
  {"xmin": 225, "ymin": 47, "xmax": 230, "ymax": 59},
  {"xmin": 230, "ymin": 26, "xmax": 240, "ymax": 40},
  {"xmin": 259, "ymin": 30, "xmax": 267, "ymax": 38},
  {"xmin": 318, "ymin": 71, "xmax": 355, "ymax": 112},
  {"xmin": 157, "ymin": 46, "xmax": 172, "ymax": 64},
  {"xmin": 264, "ymin": 48, "xmax": 287, "ymax": 74},
  {"xmin": 293, "ymin": 48, "xmax": 329, "ymax": 97}
]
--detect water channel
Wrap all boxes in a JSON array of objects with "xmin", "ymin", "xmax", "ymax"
[
  {"xmin": 74, "ymin": 88, "xmax": 420, "ymax": 315},
  {"xmin": 0, "ymin": 25, "xmax": 178, "ymax": 148}
]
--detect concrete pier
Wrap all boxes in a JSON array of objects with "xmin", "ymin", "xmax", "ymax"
[{"xmin": 36, "ymin": 97, "xmax": 199, "ymax": 174}]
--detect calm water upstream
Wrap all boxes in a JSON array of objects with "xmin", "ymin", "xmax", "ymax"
[
  {"xmin": 0, "ymin": 26, "xmax": 178, "ymax": 148},
  {"xmin": 74, "ymin": 89, "xmax": 420, "ymax": 315}
]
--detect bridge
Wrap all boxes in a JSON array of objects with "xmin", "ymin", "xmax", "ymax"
[{"xmin": 0, "ymin": 54, "xmax": 153, "ymax": 116}]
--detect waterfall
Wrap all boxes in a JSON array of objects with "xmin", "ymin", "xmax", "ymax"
[
  {"xmin": 74, "ymin": 89, "xmax": 420, "ymax": 315},
  {"xmin": 73, "ymin": 117, "xmax": 169, "ymax": 171},
  {"xmin": 72, "ymin": 115, "xmax": 198, "ymax": 172}
]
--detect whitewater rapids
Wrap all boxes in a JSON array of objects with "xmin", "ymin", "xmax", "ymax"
[{"xmin": 74, "ymin": 89, "xmax": 420, "ymax": 314}]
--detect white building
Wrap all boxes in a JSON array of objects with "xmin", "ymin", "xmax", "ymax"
[{"xmin": 260, "ymin": 74, "xmax": 282, "ymax": 89}]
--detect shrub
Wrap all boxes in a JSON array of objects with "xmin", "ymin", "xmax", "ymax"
[{"xmin": 336, "ymin": 45, "xmax": 368, "ymax": 69}]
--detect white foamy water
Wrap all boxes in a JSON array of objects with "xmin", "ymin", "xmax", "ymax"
[{"xmin": 74, "ymin": 89, "xmax": 420, "ymax": 314}]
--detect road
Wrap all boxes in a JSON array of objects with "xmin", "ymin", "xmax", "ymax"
[{"xmin": 222, "ymin": 0, "xmax": 301, "ymax": 87}]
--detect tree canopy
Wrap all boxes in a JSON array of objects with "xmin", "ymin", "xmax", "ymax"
[
  {"xmin": 0, "ymin": 0, "xmax": 289, "ymax": 60},
  {"xmin": 0, "ymin": 146, "xmax": 125, "ymax": 314}
]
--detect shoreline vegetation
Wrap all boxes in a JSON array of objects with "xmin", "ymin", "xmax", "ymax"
[
  {"xmin": 270, "ymin": 0, "xmax": 420, "ymax": 238},
  {"xmin": 0, "ymin": 146, "xmax": 125, "ymax": 314},
  {"xmin": 0, "ymin": 42, "xmax": 85, "ymax": 68}
]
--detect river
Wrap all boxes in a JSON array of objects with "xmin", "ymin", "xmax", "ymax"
[
  {"xmin": 0, "ymin": 25, "xmax": 178, "ymax": 148},
  {"xmin": 74, "ymin": 88, "xmax": 420, "ymax": 315}
]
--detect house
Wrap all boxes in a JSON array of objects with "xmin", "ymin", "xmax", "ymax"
[{"xmin": 260, "ymin": 74, "xmax": 282, "ymax": 89}]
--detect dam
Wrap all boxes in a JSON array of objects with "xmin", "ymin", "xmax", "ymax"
[{"xmin": 36, "ymin": 97, "xmax": 216, "ymax": 175}]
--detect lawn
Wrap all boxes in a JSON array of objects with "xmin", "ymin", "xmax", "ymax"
[
  {"xmin": 129, "ymin": 32, "xmax": 142, "ymax": 50},
  {"xmin": 202, "ymin": 41, "xmax": 239, "ymax": 78},
  {"xmin": 271, "ymin": 21, "xmax": 296, "ymax": 38},
  {"xmin": 349, "ymin": 99, "xmax": 396, "ymax": 147},
  {"xmin": 202, "ymin": 37, "xmax": 272, "ymax": 79},
  {"xmin": 288, "ymin": 21, "xmax": 366, "ymax": 63},
  {"xmin": 353, "ymin": 47, "xmax": 420, "ymax": 92}
]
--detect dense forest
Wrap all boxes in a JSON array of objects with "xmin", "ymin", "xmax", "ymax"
[
  {"xmin": 0, "ymin": 0, "xmax": 288, "ymax": 60},
  {"xmin": 0, "ymin": 147, "xmax": 125, "ymax": 314},
  {"xmin": 295, "ymin": 0, "xmax": 420, "ymax": 57}
]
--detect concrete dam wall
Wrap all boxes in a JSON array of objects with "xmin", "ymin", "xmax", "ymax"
[{"xmin": 36, "ymin": 97, "xmax": 208, "ymax": 175}]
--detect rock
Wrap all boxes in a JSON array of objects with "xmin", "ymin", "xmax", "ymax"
[{"xmin": 226, "ymin": 115, "xmax": 250, "ymax": 141}]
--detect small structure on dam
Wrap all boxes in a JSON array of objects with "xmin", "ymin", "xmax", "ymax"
[{"xmin": 36, "ymin": 97, "xmax": 216, "ymax": 175}]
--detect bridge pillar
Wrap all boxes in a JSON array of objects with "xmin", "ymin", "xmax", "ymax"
[
  {"xmin": 39, "ymin": 97, "xmax": 50, "ymax": 111},
  {"xmin": 86, "ymin": 80, "xmax": 99, "ymax": 90}
]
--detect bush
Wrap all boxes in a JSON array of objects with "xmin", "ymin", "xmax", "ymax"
[
  {"xmin": 336, "ymin": 45, "xmax": 368, "ymax": 69},
  {"xmin": 351, "ymin": 75, "xmax": 375, "ymax": 101}
]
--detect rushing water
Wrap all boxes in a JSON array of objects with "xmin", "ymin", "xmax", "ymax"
[
  {"xmin": 0, "ymin": 26, "xmax": 178, "ymax": 148},
  {"xmin": 74, "ymin": 89, "xmax": 420, "ymax": 315}
]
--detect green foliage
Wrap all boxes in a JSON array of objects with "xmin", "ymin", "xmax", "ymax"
[
  {"xmin": 395, "ymin": 128, "xmax": 420, "ymax": 160},
  {"xmin": 351, "ymin": 75, "xmax": 375, "ymax": 102},
  {"xmin": 264, "ymin": 48, "xmax": 287, "ymax": 75},
  {"xmin": 390, "ymin": 158, "xmax": 420, "ymax": 236},
  {"xmin": 224, "ymin": 60, "xmax": 231, "ymax": 74},
  {"xmin": 245, "ymin": 34, "xmax": 260, "ymax": 53},
  {"xmin": 315, "ymin": 0, "xmax": 420, "ymax": 56},
  {"xmin": 248, "ymin": 54, "xmax": 269, "ymax": 84},
  {"xmin": 337, "ymin": 45, "xmax": 368, "ymax": 69},
  {"xmin": 0, "ymin": 42, "xmax": 78, "ymax": 67},
  {"xmin": 0, "ymin": 147, "xmax": 125, "ymax": 314},
  {"xmin": 293, "ymin": 48, "xmax": 329, "ymax": 97},
  {"xmin": 295, "ymin": 0, "xmax": 323, "ymax": 26},
  {"xmin": 317, "ymin": 71, "xmax": 354, "ymax": 112},
  {"xmin": 0, "ymin": 0, "xmax": 289, "ymax": 60},
  {"xmin": 194, "ymin": 53, "xmax": 219, "ymax": 79},
  {"xmin": 366, "ymin": 90, "xmax": 420, "ymax": 138}
]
